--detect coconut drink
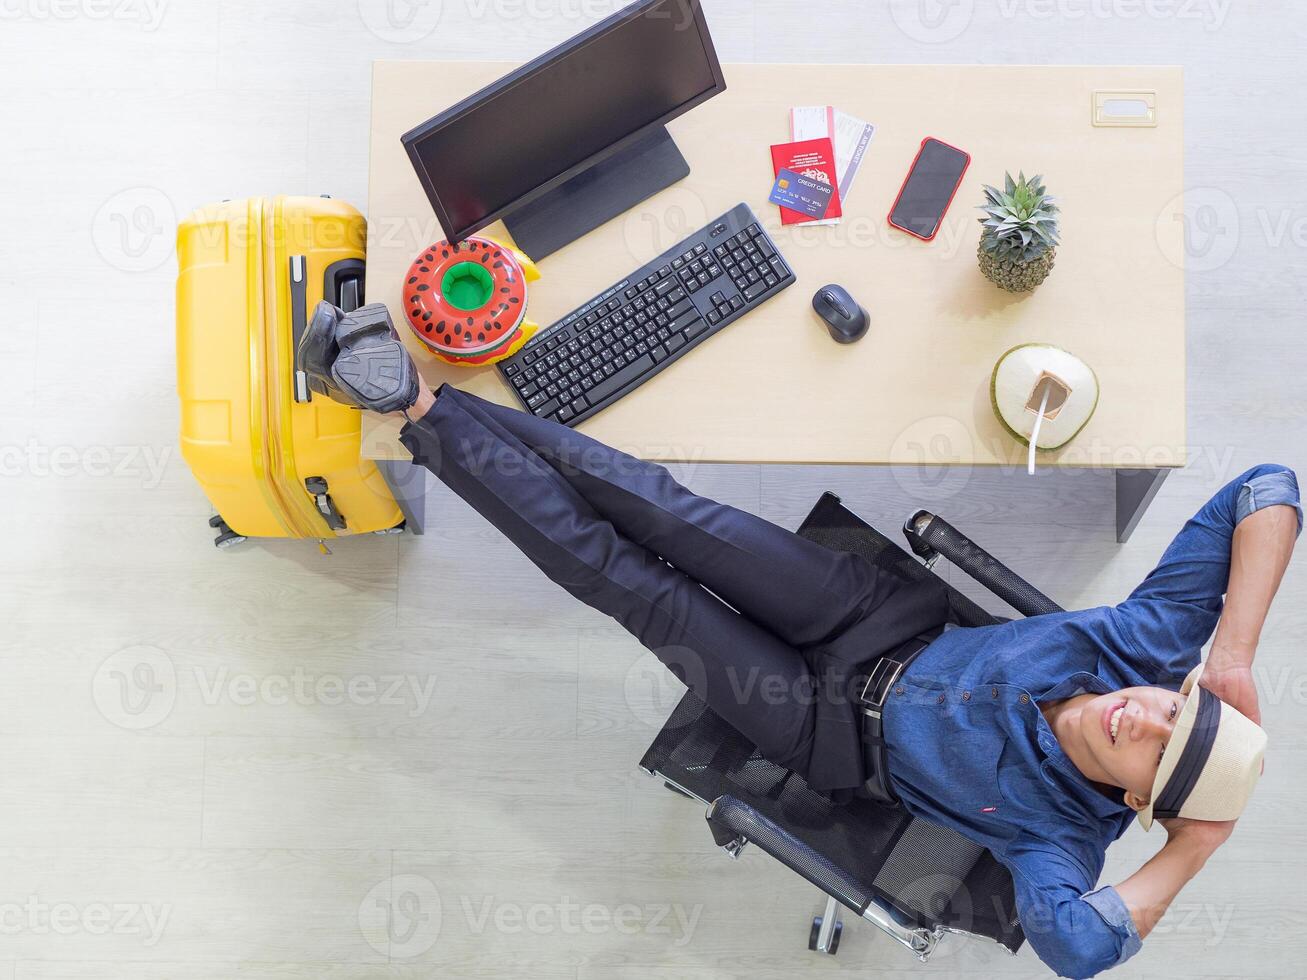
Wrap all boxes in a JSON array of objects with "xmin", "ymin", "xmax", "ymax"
[{"xmin": 991, "ymin": 343, "xmax": 1099, "ymax": 470}]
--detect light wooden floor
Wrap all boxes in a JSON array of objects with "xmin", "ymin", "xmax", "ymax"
[{"xmin": 2, "ymin": 1, "xmax": 1305, "ymax": 977}]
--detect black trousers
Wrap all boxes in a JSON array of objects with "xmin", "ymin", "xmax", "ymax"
[{"xmin": 400, "ymin": 384, "xmax": 947, "ymax": 798}]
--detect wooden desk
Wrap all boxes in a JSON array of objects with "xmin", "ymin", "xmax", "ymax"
[{"xmin": 366, "ymin": 63, "xmax": 1184, "ymax": 541}]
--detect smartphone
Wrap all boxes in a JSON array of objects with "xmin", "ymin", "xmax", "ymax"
[{"xmin": 887, "ymin": 138, "xmax": 971, "ymax": 241}]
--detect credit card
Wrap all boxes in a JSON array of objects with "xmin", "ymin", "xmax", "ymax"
[{"xmin": 768, "ymin": 168, "xmax": 835, "ymax": 219}]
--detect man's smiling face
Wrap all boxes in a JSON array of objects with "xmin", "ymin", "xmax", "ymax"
[{"xmin": 1079, "ymin": 685, "xmax": 1186, "ymax": 809}]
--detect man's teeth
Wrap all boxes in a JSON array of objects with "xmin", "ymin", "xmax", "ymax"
[{"xmin": 1110, "ymin": 706, "xmax": 1124, "ymax": 742}]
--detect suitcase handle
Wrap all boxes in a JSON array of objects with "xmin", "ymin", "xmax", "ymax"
[
  {"xmin": 290, "ymin": 257, "xmax": 367, "ymax": 404},
  {"xmin": 305, "ymin": 476, "xmax": 347, "ymax": 531},
  {"xmin": 290, "ymin": 255, "xmax": 311, "ymax": 403},
  {"xmin": 324, "ymin": 258, "xmax": 366, "ymax": 313}
]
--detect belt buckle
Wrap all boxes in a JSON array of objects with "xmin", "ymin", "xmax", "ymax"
[{"xmin": 859, "ymin": 657, "xmax": 904, "ymax": 717}]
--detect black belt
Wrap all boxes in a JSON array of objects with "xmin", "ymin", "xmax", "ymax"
[{"xmin": 856, "ymin": 635, "xmax": 933, "ymax": 805}]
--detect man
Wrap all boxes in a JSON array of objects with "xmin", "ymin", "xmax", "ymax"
[{"xmin": 300, "ymin": 303, "xmax": 1299, "ymax": 978}]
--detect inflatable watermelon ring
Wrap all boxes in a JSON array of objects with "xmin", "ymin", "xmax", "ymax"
[{"xmin": 403, "ymin": 237, "xmax": 536, "ymax": 366}]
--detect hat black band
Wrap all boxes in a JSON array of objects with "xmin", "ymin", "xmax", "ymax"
[{"xmin": 1153, "ymin": 688, "xmax": 1221, "ymax": 820}]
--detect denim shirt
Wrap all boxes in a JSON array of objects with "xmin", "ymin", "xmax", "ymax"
[{"xmin": 883, "ymin": 465, "xmax": 1301, "ymax": 979}]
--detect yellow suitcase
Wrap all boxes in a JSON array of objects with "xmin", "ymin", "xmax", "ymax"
[{"xmin": 176, "ymin": 196, "xmax": 404, "ymax": 548}]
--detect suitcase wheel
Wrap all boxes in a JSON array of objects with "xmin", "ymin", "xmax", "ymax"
[{"xmin": 210, "ymin": 515, "xmax": 248, "ymax": 550}]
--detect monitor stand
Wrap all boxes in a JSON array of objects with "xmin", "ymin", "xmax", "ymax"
[{"xmin": 503, "ymin": 126, "xmax": 690, "ymax": 262}]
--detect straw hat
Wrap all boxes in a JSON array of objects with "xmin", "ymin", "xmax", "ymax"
[{"xmin": 1139, "ymin": 664, "xmax": 1268, "ymax": 831}]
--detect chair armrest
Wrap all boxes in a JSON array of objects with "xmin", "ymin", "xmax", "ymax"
[
  {"xmin": 904, "ymin": 512, "xmax": 1064, "ymax": 618},
  {"xmin": 705, "ymin": 795, "xmax": 942, "ymax": 958},
  {"xmin": 706, "ymin": 795, "xmax": 872, "ymax": 914}
]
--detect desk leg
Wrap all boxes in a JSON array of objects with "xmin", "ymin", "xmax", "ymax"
[
  {"xmin": 377, "ymin": 459, "xmax": 428, "ymax": 536},
  {"xmin": 1116, "ymin": 469, "xmax": 1169, "ymax": 543}
]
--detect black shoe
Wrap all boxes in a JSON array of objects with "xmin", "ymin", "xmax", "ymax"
[{"xmin": 297, "ymin": 302, "xmax": 420, "ymax": 414}]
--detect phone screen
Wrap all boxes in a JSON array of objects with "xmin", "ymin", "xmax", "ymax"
[{"xmin": 889, "ymin": 139, "xmax": 970, "ymax": 239}]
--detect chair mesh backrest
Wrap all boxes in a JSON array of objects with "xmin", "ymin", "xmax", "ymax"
[{"xmin": 639, "ymin": 492, "xmax": 1024, "ymax": 952}]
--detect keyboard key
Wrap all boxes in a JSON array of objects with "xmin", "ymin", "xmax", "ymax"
[
  {"xmin": 533, "ymin": 396, "xmax": 560, "ymax": 416},
  {"xmin": 587, "ymin": 354, "xmax": 655, "ymax": 405},
  {"xmin": 655, "ymin": 278, "xmax": 676, "ymax": 297},
  {"xmin": 667, "ymin": 298, "xmax": 695, "ymax": 319},
  {"xmin": 570, "ymin": 396, "xmax": 588, "ymax": 414},
  {"xmin": 670, "ymin": 309, "xmax": 702, "ymax": 333},
  {"xmin": 743, "ymin": 280, "xmax": 768, "ymax": 301},
  {"xmin": 708, "ymin": 310, "xmax": 721, "ymax": 325},
  {"xmin": 652, "ymin": 344, "xmax": 668, "ymax": 361},
  {"xmin": 557, "ymin": 406, "xmax": 575, "ymax": 423},
  {"xmin": 682, "ymin": 318, "xmax": 709, "ymax": 340},
  {"xmin": 666, "ymin": 333, "xmax": 686, "ymax": 353}
]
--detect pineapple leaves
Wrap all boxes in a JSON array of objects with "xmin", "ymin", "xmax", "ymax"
[{"xmin": 976, "ymin": 170, "xmax": 1060, "ymax": 263}]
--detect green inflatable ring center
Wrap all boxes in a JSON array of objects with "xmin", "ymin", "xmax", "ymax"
[{"xmin": 441, "ymin": 261, "xmax": 495, "ymax": 311}]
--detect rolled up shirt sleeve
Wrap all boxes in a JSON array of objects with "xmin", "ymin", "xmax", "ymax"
[
  {"xmin": 1081, "ymin": 886, "xmax": 1142, "ymax": 962},
  {"xmin": 1006, "ymin": 840, "xmax": 1140, "ymax": 978},
  {"xmin": 1112, "ymin": 464, "xmax": 1301, "ymax": 683},
  {"xmin": 1236, "ymin": 467, "xmax": 1303, "ymax": 533}
]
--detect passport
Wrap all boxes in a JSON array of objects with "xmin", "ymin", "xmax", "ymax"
[{"xmin": 769, "ymin": 137, "xmax": 842, "ymax": 225}]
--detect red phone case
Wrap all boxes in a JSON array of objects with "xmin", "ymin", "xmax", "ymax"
[{"xmin": 886, "ymin": 137, "xmax": 971, "ymax": 242}]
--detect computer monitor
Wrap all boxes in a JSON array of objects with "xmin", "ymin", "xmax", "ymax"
[{"xmin": 401, "ymin": 0, "xmax": 725, "ymax": 260}]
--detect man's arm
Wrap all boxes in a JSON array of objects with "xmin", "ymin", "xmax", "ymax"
[
  {"xmin": 1112, "ymin": 817, "xmax": 1233, "ymax": 939},
  {"xmin": 1005, "ymin": 841, "xmax": 1141, "ymax": 978},
  {"xmin": 1113, "ymin": 464, "xmax": 1301, "ymax": 685},
  {"xmin": 1200, "ymin": 502, "xmax": 1298, "ymax": 723}
]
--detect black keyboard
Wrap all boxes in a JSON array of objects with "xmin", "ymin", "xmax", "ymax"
[{"xmin": 498, "ymin": 203, "xmax": 796, "ymax": 426}]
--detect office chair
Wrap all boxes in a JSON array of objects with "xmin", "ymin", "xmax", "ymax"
[{"xmin": 639, "ymin": 491, "xmax": 1065, "ymax": 960}]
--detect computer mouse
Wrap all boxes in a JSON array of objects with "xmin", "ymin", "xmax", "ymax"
[{"xmin": 812, "ymin": 284, "xmax": 869, "ymax": 344}]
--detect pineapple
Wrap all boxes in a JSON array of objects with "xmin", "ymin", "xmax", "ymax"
[{"xmin": 977, "ymin": 172, "xmax": 1060, "ymax": 292}]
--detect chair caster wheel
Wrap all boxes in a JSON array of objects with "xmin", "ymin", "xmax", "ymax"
[
  {"xmin": 809, "ymin": 915, "xmax": 841, "ymax": 955},
  {"xmin": 208, "ymin": 514, "xmax": 226, "ymax": 528},
  {"xmin": 373, "ymin": 522, "xmax": 407, "ymax": 535}
]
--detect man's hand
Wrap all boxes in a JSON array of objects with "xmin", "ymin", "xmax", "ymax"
[{"xmin": 1200, "ymin": 655, "xmax": 1260, "ymax": 725}]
